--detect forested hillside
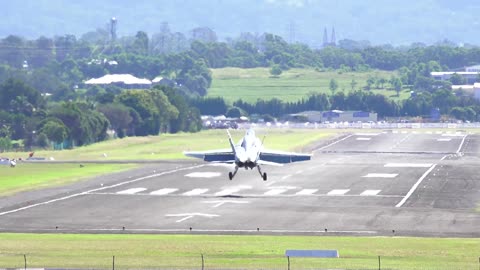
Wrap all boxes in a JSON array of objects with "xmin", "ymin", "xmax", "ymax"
[{"xmin": 3, "ymin": 0, "xmax": 480, "ymax": 45}]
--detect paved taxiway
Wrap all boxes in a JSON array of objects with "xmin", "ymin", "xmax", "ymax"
[{"xmin": 0, "ymin": 130, "xmax": 479, "ymax": 237}]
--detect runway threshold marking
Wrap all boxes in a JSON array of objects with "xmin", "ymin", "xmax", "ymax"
[
  {"xmin": 0, "ymin": 165, "xmax": 205, "ymax": 217},
  {"xmin": 395, "ymin": 164, "xmax": 437, "ymax": 208},
  {"xmin": 116, "ymin": 188, "xmax": 147, "ymax": 194},
  {"xmin": 327, "ymin": 189, "xmax": 350, "ymax": 195},
  {"xmin": 295, "ymin": 189, "xmax": 318, "ymax": 195},
  {"xmin": 360, "ymin": 190, "xmax": 381, "ymax": 196},
  {"xmin": 183, "ymin": 188, "xmax": 209, "ymax": 196},
  {"xmin": 150, "ymin": 188, "xmax": 178, "ymax": 195}
]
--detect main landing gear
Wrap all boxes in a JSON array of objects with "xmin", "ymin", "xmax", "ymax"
[
  {"xmin": 229, "ymin": 166, "xmax": 238, "ymax": 180},
  {"xmin": 227, "ymin": 165, "xmax": 267, "ymax": 181},
  {"xmin": 257, "ymin": 165, "xmax": 267, "ymax": 181}
]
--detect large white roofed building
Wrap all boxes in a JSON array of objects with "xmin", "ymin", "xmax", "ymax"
[{"xmin": 84, "ymin": 74, "xmax": 152, "ymax": 89}]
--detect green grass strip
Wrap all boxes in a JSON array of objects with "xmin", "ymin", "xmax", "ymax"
[
  {"xmin": 0, "ymin": 234, "xmax": 477, "ymax": 269},
  {"xmin": 0, "ymin": 163, "xmax": 137, "ymax": 196}
]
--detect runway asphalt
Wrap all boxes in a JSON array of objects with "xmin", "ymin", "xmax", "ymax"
[{"xmin": 0, "ymin": 130, "xmax": 479, "ymax": 237}]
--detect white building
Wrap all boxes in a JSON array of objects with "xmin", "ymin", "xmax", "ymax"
[
  {"xmin": 290, "ymin": 110, "xmax": 378, "ymax": 123},
  {"xmin": 84, "ymin": 74, "xmax": 152, "ymax": 89}
]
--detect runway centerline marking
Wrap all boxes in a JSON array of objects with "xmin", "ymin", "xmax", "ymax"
[
  {"xmin": 362, "ymin": 173, "xmax": 398, "ymax": 178},
  {"xmin": 395, "ymin": 164, "xmax": 437, "ymax": 207},
  {"xmin": 0, "ymin": 165, "xmax": 205, "ymax": 217},
  {"xmin": 356, "ymin": 137, "xmax": 371, "ymax": 141},
  {"xmin": 437, "ymin": 138, "xmax": 451, "ymax": 142},
  {"xmin": 116, "ymin": 188, "xmax": 146, "ymax": 194}
]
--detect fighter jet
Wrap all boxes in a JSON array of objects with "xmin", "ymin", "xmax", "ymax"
[{"xmin": 184, "ymin": 129, "xmax": 312, "ymax": 181}]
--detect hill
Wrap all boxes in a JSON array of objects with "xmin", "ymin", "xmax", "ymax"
[{"xmin": 2, "ymin": 0, "xmax": 480, "ymax": 45}]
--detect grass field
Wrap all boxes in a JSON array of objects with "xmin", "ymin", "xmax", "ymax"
[
  {"xmin": 0, "ymin": 163, "xmax": 137, "ymax": 196},
  {"xmin": 0, "ymin": 234, "xmax": 477, "ymax": 269},
  {"xmin": 3, "ymin": 129, "xmax": 336, "ymax": 162},
  {"xmin": 209, "ymin": 67, "xmax": 410, "ymax": 103}
]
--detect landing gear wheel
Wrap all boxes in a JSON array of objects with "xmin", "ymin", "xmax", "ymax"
[
  {"xmin": 229, "ymin": 172, "xmax": 233, "ymax": 180},
  {"xmin": 262, "ymin": 172, "xmax": 267, "ymax": 181}
]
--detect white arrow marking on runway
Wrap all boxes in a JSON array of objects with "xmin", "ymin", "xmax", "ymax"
[
  {"xmin": 116, "ymin": 188, "xmax": 147, "ymax": 194},
  {"xmin": 165, "ymin": 213, "xmax": 219, "ymax": 223},
  {"xmin": 203, "ymin": 200, "xmax": 250, "ymax": 208}
]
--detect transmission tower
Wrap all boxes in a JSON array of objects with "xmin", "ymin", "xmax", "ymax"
[
  {"xmin": 331, "ymin": 26, "xmax": 336, "ymax": 46},
  {"xmin": 322, "ymin": 27, "xmax": 328, "ymax": 47},
  {"xmin": 110, "ymin": 17, "xmax": 117, "ymax": 43}
]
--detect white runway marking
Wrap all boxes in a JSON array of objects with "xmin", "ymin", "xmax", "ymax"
[
  {"xmin": 150, "ymin": 188, "xmax": 178, "ymax": 195},
  {"xmin": 295, "ymin": 189, "xmax": 318, "ymax": 195},
  {"xmin": 362, "ymin": 173, "xmax": 398, "ymax": 178},
  {"xmin": 392, "ymin": 130, "xmax": 398, "ymax": 134},
  {"xmin": 401, "ymin": 131, "xmax": 407, "ymax": 134},
  {"xmin": 264, "ymin": 189, "xmax": 288, "ymax": 195},
  {"xmin": 456, "ymin": 135, "xmax": 467, "ymax": 153},
  {"xmin": 327, "ymin": 189, "xmax": 350, "ymax": 195},
  {"xmin": 0, "ymin": 165, "xmax": 205, "ymax": 217},
  {"xmin": 165, "ymin": 213, "xmax": 218, "ymax": 223},
  {"xmin": 384, "ymin": 163, "xmax": 432, "ymax": 168},
  {"xmin": 360, "ymin": 190, "xmax": 381, "ymax": 196},
  {"xmin": 185, "ymin": 172, "xmax": 221, "ymax": 178},
  {"xmin": 116, "ymin": 188, "xmax": 147, "ymax": 194},
  {"xmin": 354, "ymin": 133, "xmax": 380, "ymax": 136},
  {"xmin": 396, "ymin": 164, "xmax": 437, "ymax": 207},
  {"xmin": 281, "ymin": 174, "xmax": 292, "ymax": 180},
  {"xmin": 215, "ymin": 188, "xmax": 240, "ymax": 196},
  {"xmin": 437, "ymin": 138, "xmax": 451, "ymax": 142},
  {"xmin": 182, "ymin": 188, "xmax": 209, "ymax": 196},
  {"xmin": 356, "ymin": 138, "xmax": 371, "ymax": 141},
  {"xmin": 426, "ymin": 131, "xmax": 433, "ymax": 134},
  {"xmin": 203, "ymin": 200, "xmax": 250, "ymax": 208},
  {"xmin": 314, "ymin": 134, "xmax": 353, "ymax": 152},
  {"xmin": 441, "ymin": 134, "xmax": 464, "ymax": 137}
]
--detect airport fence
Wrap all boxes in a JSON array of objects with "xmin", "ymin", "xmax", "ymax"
[{"xmin": 1, "ymin": 253, "xmax": 479, "ymax": 270}]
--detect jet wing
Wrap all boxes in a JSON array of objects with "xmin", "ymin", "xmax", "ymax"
[
  {"xmin": 259, "ymin": 149, "xmax": 312, "ymax": 164},
  {"xmin": 184, "ymin": 149, "xmax": 235, "ymax": 163}
]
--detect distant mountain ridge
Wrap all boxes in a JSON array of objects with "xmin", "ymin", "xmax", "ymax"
[{"xmin": 2, "ymin": 0, "xmax": 480, "ymax": 45}]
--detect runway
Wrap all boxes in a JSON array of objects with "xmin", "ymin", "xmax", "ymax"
[{"xmin": 0, "ymin": 130, "xmax": 479, "ymax": 237}]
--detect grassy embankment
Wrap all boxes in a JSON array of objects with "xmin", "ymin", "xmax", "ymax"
[
  {"xmin": 209, "ymin": 67, "xmax": 410, "ymax": 103},
  {"xmin": 0, "ymin": 234, "xmax": 478, "ymax": 269}
]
